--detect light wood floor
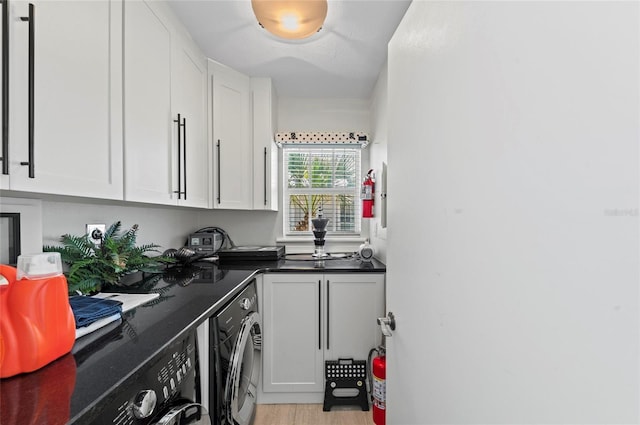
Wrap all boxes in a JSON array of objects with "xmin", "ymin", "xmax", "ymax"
[{"xmin": 254, "ymin": 404, "xmax": 375, "ymax": 425}]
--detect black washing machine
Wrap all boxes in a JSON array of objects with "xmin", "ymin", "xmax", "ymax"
[
  {"xmin": 90, "ymin": 328, "xmax": 211, "ymax": 425},
  {"xmin": 210, "ymin": 280, "xmax": 261, "ymax": 425}
]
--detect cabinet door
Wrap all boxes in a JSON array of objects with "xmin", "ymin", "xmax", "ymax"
[
  {"xmin": 251, "ymin": 78, "xmax": 278, "ymax": 211},
  {"xmin": 210, "ymin": 60, "xmax": 252, "ymax": 210},
  {"xmin": 262, "ymin": 274, "xmax": 324, "ymax": 393},
  {"xmin": 123, "ymin": 0, "xmax": 173, "ymax": 205},
  {"xmin": 173, "ymin": 37, "xmax": 209, "ymax": 208},
  {"xmin": 8, "ymin": 0, "xmax": 122, "ymax": 199},
  {"xmin": 0, "ymin": 0, "xmax": 7, "ymax": 190},
  {"xmin": 325, "ymin": 274, "xmax": 385, "ymax": 361}
]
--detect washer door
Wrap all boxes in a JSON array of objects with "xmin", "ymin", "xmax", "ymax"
[
  {"xmin": 224, "ymin": 312, "xmax": 262, "ymax": 425},
  {"xmin": 154, "ymin": 403, "xmax": 211, "ymax": 425},
  {"xmin": 153, "ymin": 402, "xmax": 211, "ymax": 425}
]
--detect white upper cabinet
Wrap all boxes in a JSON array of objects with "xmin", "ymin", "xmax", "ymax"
[
  {"xmin": 123, "ymin": 1, "xmax": 209, "ymax": 207},
  {"xmin": 209, "ymin": 60, "xmax": 253, "ymax": 210},
  {"xmin": 172, "ymin": 33, "xmax": 209, "ymax": 208},
  {"xmin": 123, "ymin": 0, "xmax": 172, "ymax": 205},
  {"xmin": 0, "ymin": 0, "xmax": 270, "ymax": 213},
  {"xmin": 251, "ymin": 78, "xmax": 279, "ymax": 211},
  {"xmin": 3, "ymin": 0, "xmax": 123, "ymax": 199}
]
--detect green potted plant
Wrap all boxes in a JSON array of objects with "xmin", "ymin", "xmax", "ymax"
[{"xmin": 44, "ymin": 221, "xmax": 174, "ymax": 295}]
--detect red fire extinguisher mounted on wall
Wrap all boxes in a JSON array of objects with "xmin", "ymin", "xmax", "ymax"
[
  {"xmin": 369, "ymin": 313, "xmax": 394, "ymax": 425},
  {"xmin": 371, "ymin": 346, "xmax": 386, "ymax": 425},
  {"xmin": 362, "ymin": 169, "xmax": 375, "ymax": 218}
]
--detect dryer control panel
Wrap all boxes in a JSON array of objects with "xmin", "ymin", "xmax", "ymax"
[{"xmin": 91, "ymin": 330, "xmax": 199, "ymax": 425}]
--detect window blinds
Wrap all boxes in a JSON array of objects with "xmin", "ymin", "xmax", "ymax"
[{"xmin": 283, "ymin": 146, "xmax": 362, "ymax": 235}]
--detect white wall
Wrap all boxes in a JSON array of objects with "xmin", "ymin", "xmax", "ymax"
[
  {"xmin": 368, "ymin": 63, "xmax": 389, "ymax": 263},
  {"xmin": 0, "ymin": 191, "xmax": 280, "ymax": 255},
  {"xmin": 278, "ymin": 98, "xmax": 370, "ymax": 132},
  {"xmin": 38, "ymin": 196, "xmax": 201, "ymax": 250},
  {"xmin": 276, "ymin": 97, "xmax": 373, "ymax": 253},
  {"xmin": 37, "ymin": 196, "xmax": 281, "ymax": 251},
  {"xmin": 387, "ymin": 1, "xmax": 638, "ymax": 424}
]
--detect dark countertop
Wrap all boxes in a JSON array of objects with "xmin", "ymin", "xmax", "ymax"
[
  {"xmin": 227, "ymin": 253, "xmax": 387, "ymax": 273},
  {"xmin": 0, "ymin": 256, "xmax": 385, "ymax": 424}
]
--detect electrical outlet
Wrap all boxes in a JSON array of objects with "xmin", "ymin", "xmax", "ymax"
[{"xmin": 86, "ymin": 224, "xmax": 106, "ymax": 245}]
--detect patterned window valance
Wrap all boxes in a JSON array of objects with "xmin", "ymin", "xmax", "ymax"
[{"xmin": 275, "ymin": 132, "xmax": 369, "ymax": 148}]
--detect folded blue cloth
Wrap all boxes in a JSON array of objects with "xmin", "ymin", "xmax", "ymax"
[{"xmin": 69, "ymin": 296, "xmax": 123, "ymax": 328}]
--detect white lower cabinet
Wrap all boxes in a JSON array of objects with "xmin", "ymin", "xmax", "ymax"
[{"xmin": 260, "ymin": 273, "xmax": 385, "ymax": 403}]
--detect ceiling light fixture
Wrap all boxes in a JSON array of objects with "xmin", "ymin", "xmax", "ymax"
[{"xmin": 251, "ymin": 0, "xmax": 328, "ymax": 40}]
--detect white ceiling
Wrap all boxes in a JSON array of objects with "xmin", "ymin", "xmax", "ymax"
[{"xmin": 167, "ymin": 0, "xmax": 412, "ymax": 100}]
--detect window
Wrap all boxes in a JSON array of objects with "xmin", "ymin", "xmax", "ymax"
[{"xmin": 284, "ymin": 146, "xmax": 361, "ymax": 236}]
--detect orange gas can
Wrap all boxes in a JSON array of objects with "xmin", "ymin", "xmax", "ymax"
[{"xmin": 0, "ymin": 253, "xmax": 76, "ymax": 378}]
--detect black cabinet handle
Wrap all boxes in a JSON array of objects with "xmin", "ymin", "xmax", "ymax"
[
  {"xmin": 216, "ymin": 139, "xmax": 221, "ymax": 204},
  {"xmin": 318, "ymin": 280, "xmax": 322, "ymax": 350},
  {"xmin": 19, "ymin": 3, "xmax": 34, "ymax": 178},
  {"xmin": 1, "ymin": 0, "xmax": 9, "ymax": 175},
  {"xmin": 263, "ymin": 147, "xmax": 267, "ymax": 206},
  {"xmin": 173, "ymin": 114, "xmax": 187, "ymax": 200},
  {"xmin": 182, "ymin": 116, "xmax": 186, "ymax": 200},
  {"xmin": 173, "ymin": 113, "xmax": 182, "ymax": 199},
  {"xmin": 326, "ymin": 280, "xmax": 330, "ymax": 350}
]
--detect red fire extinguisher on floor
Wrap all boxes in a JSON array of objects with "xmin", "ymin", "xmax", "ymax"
[
  {"xmin": 369, "ymin": 346, "xmax": 386, "ymax": 425},
  {"xmin": 362, "ymin": 169, "xmax": 375, "ymax": 218}
]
